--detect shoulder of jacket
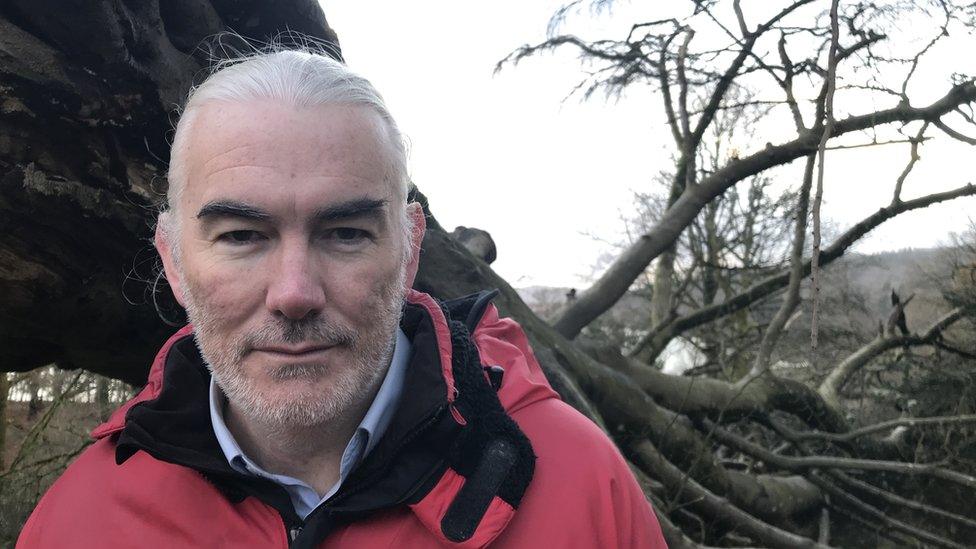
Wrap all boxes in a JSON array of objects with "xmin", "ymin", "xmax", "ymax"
[
  {"xmin": 19, "ymin": 437, "xmax": 220, "ymax": 541},
  {"xmin": 19, "ymin": 438, "xmax": 287, "ymax": 548},
  {"xmin": 511, "ymin": 397, "xmax": 629, "ymax": 472},
  {"xmin": 495, "ymin": 399, "xmax": 666, "ymax": 548},
  {"xmin": 18, "ymin": 438, "xmax": 123, "ymax": 545}
]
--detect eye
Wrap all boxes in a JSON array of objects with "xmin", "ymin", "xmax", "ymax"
[
  {"xmin": 325, "ymin": 227, "xmax": 371, "ymax": 247},
  {"xmin": 333, "ymin": 228, "xmax": 368, "ymax": 241},
  {"xmin": 217, "ymin": 230, "xmax": 265, "ymax": 245}
]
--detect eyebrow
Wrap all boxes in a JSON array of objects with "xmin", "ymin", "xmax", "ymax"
[
  {"xmin": 195, "ymin": 197, "xmax": 389, "ymax": 224},
  {"xmin": 313, "ymin": 197, "xmax": 389, "ymax": 223},
  {"xmin": 196, "ymin": 200, "xmax": 271, "ymax": 222}
]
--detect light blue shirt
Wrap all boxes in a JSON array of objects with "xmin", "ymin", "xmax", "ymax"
[{"xmin": 209, "ymin": 329, "xmax": 410, "ymax": 520}]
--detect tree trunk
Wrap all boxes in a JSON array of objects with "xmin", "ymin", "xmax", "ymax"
[
  {"xmin": 0, "ymin": 373, "xmax": 8, "ymax": 470},
  {"xmin": 649, "ymin": 248, "xmax": 677, "ymax": 328},
  {"xmin": 95, "ymin": 376, "xmax": 110, "ymax": 422},
  {"xmin": 26, "ymin": 371, "xmax": 41, "ymax": 420}
]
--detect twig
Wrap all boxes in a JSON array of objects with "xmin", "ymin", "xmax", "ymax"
[
  {"xmin": 810, "ymin": 0, "xmax": 841, "ymax": 352},
  {"xmin": 0, "ymin": 438, "xmax": 92, "ymax": 481},
  {"xmin": 5, "ymin": 372, "xmax": 84, "ymax": 473},
  {"xmin": 933, "ymin": 118, "xmax": 976, "ymax": 145},
  {"xmin": 744, "ymin": 153, "xmax": 816, "ymax": 380},
  {"xmin": 704, "ymin": 419, "xmax": 976, "ymax": 491},
  {"xmin": 831, "ymin": 469, "xmax": 976, "ymax": 532},
  {"xmin": 825, "ymin": 136, "xmax": 931, "ymax": 151},
  {"xmin": 818, "ymin": 499, "xmax": 830, "ymax": 544},
  {"xmin": 809, "ymin": 473, "xmax": 966, "ymax": 549},
  {"xmin": 793, "ymin": 414, "xmax": 976, "ymax": 443},
  {"xmin": 891, "ymin": 122, "xmax": 929, "ymax": 203},
  {"xmin": 935, "ymin": 340, "xmax": 976, "ymax": 360}
]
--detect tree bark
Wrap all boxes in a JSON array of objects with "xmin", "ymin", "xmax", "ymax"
[
  {"xmin": 95, "ymin": 376, "xmax": 110, "ymax": 422},
  {"xmin": 0, "ymin": 373, "xmax": 8, "ymax": 470}
]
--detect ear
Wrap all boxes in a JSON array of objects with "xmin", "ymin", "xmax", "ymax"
[
  {"xmin": 403, "ymin": 202, "xmax": 427, "ymax": 290},
  {"xmin": 155, "ymin": 213, "xmax": 187, "ymax": 308}
]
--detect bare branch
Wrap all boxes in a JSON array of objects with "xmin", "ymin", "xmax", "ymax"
[
  {"xmin": 933, "ymin": 118, "xmax": 976, "ymax": 144},
  {"xmin": 676, "ymin": 0, "xmax": 817, "ymax": 184},
  {"xmin": 892, "ymin": 122, "xmax": 929, "ymax": 203},
  {"xmin": 826, "ymin": 136, "xmax": 931, "ymax": 151},
  {"xmin": 809, "ymin": 474, "xmax": 966, "ymax": 549},
  {"xmin": 659, "ymin": 31, "xmax": 686, "ymax": 147},
  {"xmin": 810, "ymin": 0, "xmax": 842, "ymax": 352},
  {"xmin": 554, "ymin": 80, "xmax": 976, "ymax": 339},
  {"xmin": 704, "ymin": 419, "xmax": 976, "ymax": 492},
  {"xmin": 497, "ymin": 34, "xmax": 640, "ymax": 74},
  {"xmin": 5, "ymin": 371, "xmax": 84, "ymax": 473},
  {"xmin": 676, "ymin": 30, "xmax": 695, "ymax": 140},
  {"xmin": 829, "ymin": 469, "xmax": 976, "ymax": 533},
  {"xmin": 796, "ymin": 414, "xmax": 976, "ymax": 444},
  {"xmin": 629, "ymin": 439, "xmax": 829, "ymax": 549},
  {"xmin": 900, "ymin": 9, "xmax": 952, "ymax": 100},
  {"xmin": 778, "ymin": 32, "xmax": 806, "ymax": 130},
  {"xmin": 629, "ymin": 183, "xmax": 976, "ymax": 361},
  {"xmin": 934, "ymin": 339, "xmax": 976, "ymax": 359},
  {"xmin": 771, "ymin": 416, "xmax": 976, "ymax": 543},
  {"xmin": 819, "ymin": 308, "xmax": 966, "ymax": 408},
  {"xmin": 746, "ymin": 154, "xmax": 815, "ymax": 379},
  {"xmin": 818, "ymin": 501, "xmax": 830, "ymax": 544},
  {"xmin": 732, "ymin": 0, "xmax": 749, "ymax": 36}
]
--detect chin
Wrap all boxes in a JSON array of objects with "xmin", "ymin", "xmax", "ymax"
[
  {"xmin": 259, "ymin": 390, "xmax": 348, "ymax": 428},
  {"xmin": 231, "ymin": 383, "xmax": 348, "ymax": 428},
  {"xmin": 216, "ymin": 359, "xmax": 380, "ymax": 429}
]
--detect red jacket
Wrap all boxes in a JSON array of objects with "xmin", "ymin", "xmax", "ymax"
[{"xmin": 18, "ymin": 290, "xmax": 666, "ymax": 548}]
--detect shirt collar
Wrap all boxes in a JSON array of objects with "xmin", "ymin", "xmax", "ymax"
[{"xmin": 358, "ymin": 328, "xmax": 410, "ymax": 455}]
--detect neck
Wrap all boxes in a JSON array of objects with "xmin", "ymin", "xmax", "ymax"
[{"xmin": 223, "ymin": 383, "xmax": 380, "ymax": 496}]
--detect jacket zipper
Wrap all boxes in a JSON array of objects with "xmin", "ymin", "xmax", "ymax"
[
  {"xmin": 288, "ymin": 526, "xmax": 303, "ymax": 545},
  {"xmin": 325, "ymin": 403, "xmax": 448, "ymax": 508},
  {"xmin": 277, "ymin": 404, "xmax": 448, "ymax": 548}
]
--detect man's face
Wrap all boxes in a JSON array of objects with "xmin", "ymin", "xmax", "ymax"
[{"xmin": 156, "ymin": 100, "xmax": 421, "ymax": 428}]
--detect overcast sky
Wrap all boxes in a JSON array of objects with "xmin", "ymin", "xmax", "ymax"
[{"xmin": 321, "ymin": 1, "xmax": 976, "ymax": 289}]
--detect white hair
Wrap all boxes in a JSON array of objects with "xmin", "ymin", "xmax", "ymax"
[{"xmin": 162, "ymin": 46, "xmax": 414, "ymax": 261}]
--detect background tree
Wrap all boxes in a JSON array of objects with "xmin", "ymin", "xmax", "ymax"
[{"xmin": 3, "ymin": 0, "xmax": 976, "ymax": 546}]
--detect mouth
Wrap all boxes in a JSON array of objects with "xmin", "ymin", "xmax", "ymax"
[{"xmin": 252, "ymin": 344, "xmax": 336, "ymax": 358}]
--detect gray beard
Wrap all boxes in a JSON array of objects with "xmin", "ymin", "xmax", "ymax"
[{"xmin": 180, "ymin": 268, "xmax": 406, "ymax": 430}]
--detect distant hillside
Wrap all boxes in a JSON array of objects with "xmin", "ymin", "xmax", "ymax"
[
  {"xmin": 519, "ymin": 247, "xmax": 952, "ymax": 323},
  {"xmin": 518, "ymin": 246, "xmax": 963, "ymax": 373}
]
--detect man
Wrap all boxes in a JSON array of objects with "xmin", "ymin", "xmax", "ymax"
[{"xmin": 18, "ymin": 48, "xmax": 666, "ymax": 548}]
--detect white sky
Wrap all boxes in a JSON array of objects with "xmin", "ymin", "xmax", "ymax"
[{"xmin": 322, "ymin": 1, "xmax": 976, "ymax": 289}]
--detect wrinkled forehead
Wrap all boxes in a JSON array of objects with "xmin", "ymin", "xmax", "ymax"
[{"xmin": 176, "ymin": 100, "xmax": 403, "ymax": 212}]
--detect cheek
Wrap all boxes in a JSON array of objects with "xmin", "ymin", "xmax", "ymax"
[
  {"xmin": 184, "ymin": 261, "xmax": 264, "ymax": 322},
  {"xmin": 322, "ymin": 257, "xmax": 404, "ymax": 320}
]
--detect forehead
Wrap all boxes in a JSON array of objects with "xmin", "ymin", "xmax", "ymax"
[{"xmin": 179, "ymin": 100, "xmax": 397, "ymax": 214}]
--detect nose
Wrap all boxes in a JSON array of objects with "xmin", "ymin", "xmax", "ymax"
[{"xmin": 265, "ymin": 240, "xmax": 326, "ymax": 321}]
